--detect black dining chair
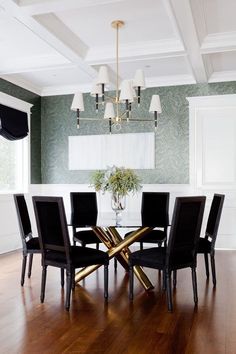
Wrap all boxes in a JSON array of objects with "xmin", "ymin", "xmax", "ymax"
[
  {"xmin": 197, "ymin": 193, "xmax": 225, "ymax": 286},
  {"xmin": 70, "ymin": 192, "xmax": 101, "ymax": 249},
  {"xmin": 125, "ymin": 192, "xmax": 170, "ymax": 249},
  {"xmin": 33, "ymin": 196, "xmax": 109, "ymax": 311},
  {"xmin": 14, "ymin": 194, "xmax": 41, "ymax": 286},
  {"xmin": 129, "ymin": 196, "xmax": 206, "ymax": 312}
]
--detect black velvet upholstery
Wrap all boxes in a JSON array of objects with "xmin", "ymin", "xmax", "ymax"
[
  {"xmin": 70, "ymin": 192, "xmax": 101, "ymax": 248},
  {"xmin": 197, "ymin": 194, "xmax": 225, "ymax": 286},
  {"xmin": 129, "ymin": 196, "xmax": 206, "ymax": 312},
  {"xmin": 33, "ymin": 196, "xmax": 109, "ymax": 310},
  {"xmin": 125, "ymin": 192, "xmax": 169, "ymax": 248},
  {"xmin": 14, "ymin": 194, "xmax": 41, "ymax": 286}
]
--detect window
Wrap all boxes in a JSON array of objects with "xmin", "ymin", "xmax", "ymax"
[
  {"xmin": 0, "ymin": 136, "xmax": 28, "ymax": 192},
  {"xmin": 0, "ymin": 92, "xmax": 32, "ymax": 193}
]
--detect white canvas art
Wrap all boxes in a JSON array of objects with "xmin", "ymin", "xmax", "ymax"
[{"xmin": 68, "ymin": 132, "xmax": 155, "ymax": 170}]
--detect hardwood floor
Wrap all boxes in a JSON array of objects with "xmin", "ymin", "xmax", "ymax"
[{"xmin": 0, "ymin": 249, "xmax": 236, "ymax": 354}]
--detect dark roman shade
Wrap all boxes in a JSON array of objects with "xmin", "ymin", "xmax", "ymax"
[{"xmin": 0, "ymin": 104, "xmax": 29, "ymax": 140}]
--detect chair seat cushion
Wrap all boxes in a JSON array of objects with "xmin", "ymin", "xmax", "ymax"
[
  {"xmin": 197, "ymin": 238, "xmax": 212, "ymax": 253},
  {"xmin": 125, "ymin": 229, "xmax": 166, "ymax": 243},
  {"xmin": 129, "ymin": 247, "xmax": 166, "ymax": 268},
  {"xmin": 74, "ymin": 230, "xmax": 101, "ymax": 244},
  {"xmin": 26, "ymin": 237, "xmax": 40, "ymax": 250},
  {"xmin": 129, "ymin": 247, "xmax": 195, "ymax": 269},
  {"xmin": 45, "ymin": 246, "xmax": 109, "ymax": 268}
]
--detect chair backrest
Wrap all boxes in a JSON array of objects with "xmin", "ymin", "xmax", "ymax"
[
  {"xmin": 205, "ymin": 194, "xmax": 225, "ymax": 247},
  {"xmin": 141, "ymin": 192, "xmax": 169, "ymax": 227},
  {"xmin": 33, "ymin": 196, "xmax": 71, "ymax": 261},
  {"xmin": 167, "ymin": 196, "xmax": 206, "ymax": 267},
  {"xmin": 70, "ymin": 192, "xmax": 98, "ymax": 227},
  {"xmin": 14, "ymin": 194, "xmax": 32, "ymax": 245}
]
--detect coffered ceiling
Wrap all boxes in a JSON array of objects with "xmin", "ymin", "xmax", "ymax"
[{"xmin": 0, "ymin": 0, "xmax": 236, "ymax": 96}]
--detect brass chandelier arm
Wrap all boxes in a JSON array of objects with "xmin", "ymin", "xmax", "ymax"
[{"xmin": 78, "ymin": 117, "xmax": 155, "ymax": 122}]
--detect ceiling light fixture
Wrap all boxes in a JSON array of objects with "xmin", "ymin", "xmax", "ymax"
[{"xmin": 71, "ymin": 20, "xmax": 162, "ymax": 133}]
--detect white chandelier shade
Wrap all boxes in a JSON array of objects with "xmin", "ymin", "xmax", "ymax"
[
  {"xmin": 133, "ymin": 69, "xmax": 146, "ymax": 89},
  {"xmin": 149, "ymin": 95, "xmax": 162, "ymax": 113},
  {"xmin": 90, "ymin": 81, "xmax": 103, "ymax": 97},
  {"xmin": 97, "ymin": 66, "xmax": 110, "ymax": 85},
  {"xmin": 104, "ymin": 102, "xmax": 115, "ymax": 119},
  {"xmin": 71, "ymin": 92, "xmax": 84, "ymax": 112},
  {"xmin": 119, "ymin": 80, "xmax": 134, "ymax": 102}
]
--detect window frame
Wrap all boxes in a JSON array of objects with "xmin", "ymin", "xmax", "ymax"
[{"xmin": 0, "ymin": 92, "xmax": 32, "ymax": 194}]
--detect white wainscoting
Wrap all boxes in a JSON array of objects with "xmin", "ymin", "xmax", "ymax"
[
  {"xmin": 68, "ymin": 132, "xmax": 155, "ymax": 170},
  {"xmin": 0, "ymin": 194, "xmax": 22, "ymax": 253},
  {"xmin": 0, "ymin": 182, "xmax": 233, "ymax": 254}
]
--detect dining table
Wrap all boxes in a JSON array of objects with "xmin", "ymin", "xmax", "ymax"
[{"xmin": 73, "ymin": 212, "xmax": 155, "ymax": 291}]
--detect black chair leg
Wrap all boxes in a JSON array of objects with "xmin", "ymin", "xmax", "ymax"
[
  {"xmin": 28, "ymin": 254, "xmax": 33, "ymax": 278},
  {"xmin": 173, "ymin": 270, "xmax": 177, "ymax": 288},
  {"xmin": 166, "ymin": 270, "xmax": 173, "ymax": 312},
  {"xmin": 140, "ymin": 242, "xmax": 143, "ymax": 250},
  {"xmin": 21, "ymin": 255, "xmax": 27, "ymax": 286},
  {"xmin": 191, "ymin": 267, "xmax": 198, "ymax": 304},
  {"xmin": 162, "ymin": 269, "xmax": 166, "ymax": 290},
  {"xmin": 96, "ymin": 243, "xmax": 99, "ymax": 250},
  {"xmin": 104, "ymin": 265, "xmax": 109, "ymax": 299},
  {"xmin": 210, "ymin": 254, "xmax": 217, "ymax": 287},
  {"xmin": 61, "ymin": 268, "xmax": 65, "ymax": 287},
  {"xmin": 41, "ymin": 266, "xmax": 47, "ymax": 303},
  {"xmin": 204, "ymin": 253, "xmax": 210, "ymax": 278},
  {"xmin": 114, "ymin": 257, "xmax": 118, "ymax": 270},
  {"xmin": 65, "ymin": 270, "xmax": 72, "ymax": 311},
  {"xmin": 129, "ymin": 265, "xmax": 134, "ymax": 300},
  {"xmin": 71, "ymin": 269, "xmax": 75, "ymax": 291}
]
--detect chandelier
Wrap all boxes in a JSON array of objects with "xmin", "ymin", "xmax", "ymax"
[{"xmin": 71, "ymin": 20, "xmax": 162, "ymax": 133}]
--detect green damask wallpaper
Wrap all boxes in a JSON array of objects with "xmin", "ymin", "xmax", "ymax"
[
  {"xmin": 41, "ymin": 81, "xmax": 236, "ymax": 184},
  {"xmin": 0, "ymin": 79, "xmax": 41, "ymax": 184}
]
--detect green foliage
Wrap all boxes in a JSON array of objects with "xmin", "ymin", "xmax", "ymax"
[{"xmin": 90, "ymin": 166, "xmax": 142, "ymax": 196}]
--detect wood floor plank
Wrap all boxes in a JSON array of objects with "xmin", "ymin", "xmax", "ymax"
[{"xmin": 0, "ymin": 250, "xmax": 236, "ymax": 353}]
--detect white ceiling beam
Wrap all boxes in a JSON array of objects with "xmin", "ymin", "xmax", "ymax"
[
  {"xmin": 86, "ymin": 39, "xmax": 185, "ymax": 65},
  {"xmin": 34, "ymin": 13, "xmax": 88, "ymax": 59},
  {"xmin": 0, "ymin": 0, "xmax": 97, "ymax": 79},
  {"xmin": 18, "ymin": 0, "xmax": 125, "ymax": 16},
  {"xmin": 201, "ymin": 32, "xmax": 236, "ymax": 54},
  {"xmin": 165, "ymin": 0, "xmax": 209, "ymax": 83}
]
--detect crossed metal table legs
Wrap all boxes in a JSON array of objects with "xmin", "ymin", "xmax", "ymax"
[{"xmin": 74, "ymin": 226, "xmax": 154, "ymax": 291}]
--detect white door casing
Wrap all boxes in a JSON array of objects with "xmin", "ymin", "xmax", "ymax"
[{"xmin": 188, "ymin": 94, "xmax": 236, "ymax": 249}]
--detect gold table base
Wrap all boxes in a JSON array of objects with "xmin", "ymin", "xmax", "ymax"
[{"xmin": 74, "ymin": 226, "xmax": 154, "ymax": 291}]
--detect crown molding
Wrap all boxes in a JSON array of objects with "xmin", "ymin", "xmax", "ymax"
[
  {"xmin": 146, "ymin": 74, "xmax": 196, "ymax": 88},
  {"xmin": 1, "ymin": 75, "xmax": 42, "ymax": 95},
  {"xmin": 40, "ymin": 74, "xmax": 196, "ymax": 96},
  {"xmin": 40, "ymin": 83, "xmax": 92, "ymax": 96}
]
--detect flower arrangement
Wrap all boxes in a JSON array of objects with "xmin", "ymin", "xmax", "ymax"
[{"xmin": 90, "ymin": 166, "xmax": 142, "ymax": 196}]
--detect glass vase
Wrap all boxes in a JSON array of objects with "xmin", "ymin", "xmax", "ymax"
[{"xmin": 111, "ymin": 193, "xmax": 126, "ymax": 226}]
